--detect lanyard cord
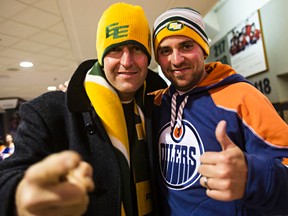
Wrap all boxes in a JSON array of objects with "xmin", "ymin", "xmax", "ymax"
[{"xmin": 170, "ymin": 92, "xmax": 189, "ymax": 131}]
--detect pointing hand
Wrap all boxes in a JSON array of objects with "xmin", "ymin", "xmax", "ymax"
[{"xmin": 16, "ymin": 151, "xmax": 94, "ymax": 216}]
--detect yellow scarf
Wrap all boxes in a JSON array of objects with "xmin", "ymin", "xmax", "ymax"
[{"xmin": 84, "ymin": 62, "xmax": 153, "ymax": 215}]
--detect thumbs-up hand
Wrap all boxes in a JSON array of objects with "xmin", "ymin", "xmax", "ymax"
[{"xmin": 198, "ymin": 120, "xmax": 248, "ymax": 201}]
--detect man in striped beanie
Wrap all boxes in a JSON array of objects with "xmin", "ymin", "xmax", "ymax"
[{"xmin": 151, "ymin": 7, "xmax": 288, "ymax": 216}]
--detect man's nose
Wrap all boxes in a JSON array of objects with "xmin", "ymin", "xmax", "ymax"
[
  {"xmin": 120, "ymin": 47, "xmax": 133, "ymax": 68},
  {"xmin": 171, "ymin": 50, "xmax": 184, "ymax": 66}
]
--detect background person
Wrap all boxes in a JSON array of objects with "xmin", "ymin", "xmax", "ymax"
[
  {"xmin": 0, "ymin": 133, "xmax": 15, "ymax": 160},
  {"xmin": 151, "ymin": 7, "xmax": 288, "ymax": 215}
]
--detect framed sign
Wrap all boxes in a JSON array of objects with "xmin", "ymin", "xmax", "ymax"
[
  {"xmin": 206, "ymin": 36, "xmax": 231, "ymax": 65},
  {"xmin": 227, "ymin": 10, "xmax": 268, "ymax": 77}
]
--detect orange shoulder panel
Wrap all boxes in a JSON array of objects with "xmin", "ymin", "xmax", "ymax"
[
  {"xmin": 210, "ymin": 82, "xmax": 288, "ymax": 148},
  {"xmin": 148, "ymin": 87, "xmax": 169, "ymax": 106}
]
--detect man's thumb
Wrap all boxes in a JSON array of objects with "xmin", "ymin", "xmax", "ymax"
[
  {"xmin": 25, "ymin": 151, "xmax": 81, "ymax": 185},
  {"xmin": 215, "ymin": 120, "xmax": 235, "ymax": 151}
]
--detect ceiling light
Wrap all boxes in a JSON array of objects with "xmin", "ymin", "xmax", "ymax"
[
  {"xmin": 47, "ymin": 86, "xmax": 57, "ymax": 91},
  {"xmin": 20, "ymin": 61, "xmax": 33, "ymax": 68}
]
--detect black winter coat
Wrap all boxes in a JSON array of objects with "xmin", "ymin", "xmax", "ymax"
[{"xmin": 0, "ymin": 60, "xmax": 167, "ymax": 216}]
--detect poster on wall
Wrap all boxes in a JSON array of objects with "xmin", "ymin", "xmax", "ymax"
[
  {"xmin": 205, "ymin": 35, "xmax": 231, "ymax": 65},
  {"xmin": 227, "ymin": 10, "xmax": 268, "ymax": 77}
]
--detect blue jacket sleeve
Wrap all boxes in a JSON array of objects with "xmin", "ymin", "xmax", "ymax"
[{"xmin": 244, "ymin": 152, "xmax": 288, "ymax": 214}]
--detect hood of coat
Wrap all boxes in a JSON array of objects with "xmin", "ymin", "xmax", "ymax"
[
  {"xmin": 168, "ymin": 61, "xmax": 252, "ymax": 97},
  {"xmin": 66, "ymin": 59, "xmax": 96, "ymax": 113}
]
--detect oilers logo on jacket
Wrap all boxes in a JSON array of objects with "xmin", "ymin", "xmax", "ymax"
[{"xmin": 159, "ymin": 119, "xmax": 204, "ymax": 190}]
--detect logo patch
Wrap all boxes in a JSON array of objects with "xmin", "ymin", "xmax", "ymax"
[
  {"xmin": 106, "ymin": 22, "xmax": 129, "ymax": 39},
  {"xmin": 167, "ymin": 21, "xmax": 184, "ymax": 31},
  {"xmin": 158, "ymin": 120, "xmax": 204, "ymax": 190}
]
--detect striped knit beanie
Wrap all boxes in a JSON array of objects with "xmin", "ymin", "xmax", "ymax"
[
  {"xmin": 153, "ymin": 7, "xmax": 210, "ymax": 60},
  {"xmin": 96, "ymin": 2, "xmax": 151, "ymax": 66}
]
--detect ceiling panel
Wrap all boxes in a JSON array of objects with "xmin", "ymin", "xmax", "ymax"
[{"xmin": 0, "ymin": 0, "xmax": 221, "ymax": 101}]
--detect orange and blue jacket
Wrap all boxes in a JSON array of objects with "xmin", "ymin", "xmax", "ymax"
[{"xmin": 152, "ymin": 62, "xmax": 288, "ymax": 215}]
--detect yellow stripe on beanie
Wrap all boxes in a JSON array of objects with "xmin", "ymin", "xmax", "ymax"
[
  {"xmin": 96, "ymin": 2, "xmax": 151, "ymax": 66},
  {"xmin": 153, "ymin": 7, "xmax": 210, "ymax": 60}
]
